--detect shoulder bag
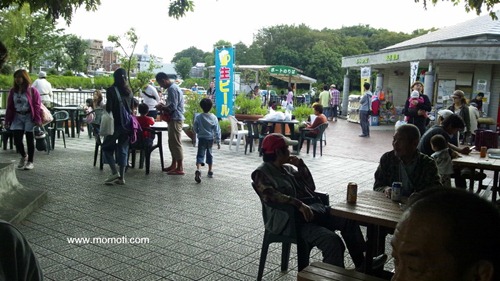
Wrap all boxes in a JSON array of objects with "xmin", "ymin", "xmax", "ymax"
[
  {"xmin": 29, "ymin": 87, "xmax": 53, "ymax": 125},
  {"xmin": 100, "ymin": 110, "xmax": 114, "ymax": 136}
]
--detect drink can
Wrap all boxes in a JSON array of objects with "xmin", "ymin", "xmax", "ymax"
[
  {"xmin": 347, "ymin": 182, "xmax": 357, "ymax": 204},
  {"xmin": 391, "ymin": 182, "xmax": 402, "ymax": 202},
  {"xmin": 480, "ymin": 146, "xmax": 487, "ymax": 158}
]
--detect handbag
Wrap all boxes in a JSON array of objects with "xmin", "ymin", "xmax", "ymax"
[
  {"xmin": 29, "ymin": 87, "xmax": 53, "ymax": 125},
  {"xmin": 160, "ymin": 110, "xmax": 171, "ymax": 122},
  {"xmin": 100, "ymin": 110, "xmax": 114, "ymax": 136},
  {"xmin": 40, "ymin": 103, "xmax": 53, "ymax": 125}
]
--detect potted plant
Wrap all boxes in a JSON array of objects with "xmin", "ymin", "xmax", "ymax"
[
  {"xmin": 182, "ymin": 91, "xmax": 203, "ymax": 141},
  {"xmin": 234, "ymin": 94, "xmax": 267, "ymax": 121},
  {"xmin": 219, "ymin": 119, "xmax": 231, "ymax": 140}
]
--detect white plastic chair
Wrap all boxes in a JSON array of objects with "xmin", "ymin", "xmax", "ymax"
[
  {"xmin": 309, "ymin": 114, "xmax": 327, "ymax": 145},
  {"xmin": 228, "ymin": 116, "xmax": 248, "ymax": 151}
]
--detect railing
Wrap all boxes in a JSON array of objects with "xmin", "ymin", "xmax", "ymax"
[{"xmin": 0, "ymin": 89, "xmax": 100, "ymax": 108}]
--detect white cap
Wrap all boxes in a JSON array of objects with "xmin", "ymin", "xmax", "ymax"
[
  {"xmin": 438, "ymin": 109, "xmax": 453, "ymax": 120},
  {"xmin": 410, "ymin": 90, "xmax": 419, "ymax": 98}
]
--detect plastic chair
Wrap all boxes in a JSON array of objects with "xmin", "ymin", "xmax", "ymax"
[
  {"xmin": 299, "ymin": 122, "xmax": 329, "ymax": 157},
  {"xmin": 252, "ymin": 182, "xmax": 330, "ymax": 280},
  {"xmin": 47, "ymin": 110, "xmax": 69, "ymax": 149},
  {"xmin": 244, "ymin": 120, "xmax": 266, "ymax": 155},
  {"xmin": 0, "ymin": 129, "xmax": 14, "ymax": 150},
  {"xmin": 228, "ymin": 116, "xmax": 248, "ymax": 151},
  {"xmin": 309, "ymin": 114, "xmax": 326, "ymax": 145},
  {"xmin": 128, "ymin": 128, "xmax": 155, "ymax": 174},
  {"xmin": 92, "ymin": 125, "xmax": 103, "ymax": 170}
]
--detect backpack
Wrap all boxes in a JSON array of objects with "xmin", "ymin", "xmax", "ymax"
[{"xmin": 129, "ymin": 115, "xmax": 142, "ymax": 144}]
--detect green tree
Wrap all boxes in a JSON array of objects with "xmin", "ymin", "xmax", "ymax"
[
  {"xmin": 108, "ymin": 28, "xmax": 139, "ymax": 87},
  {"xmin": 415, "ymin": 0, "xmax": 499, "ymax": 19},
  {"xmin": 175, "ymin": 57, "xmax": 193, "ymax": 79},
  {"xmin": 0, "ymin": 5, "xmax": 63, "ymax": 72},
  {"xmin": 172, "ymin": 46, "xmax": 205, "ymax": 65},
  {"xmin": 65, "ymin": 35, "xmax": 89, "ymax": 73},
  {"xmin": 303, "ymin": 41, "xmax": 342, "ymax": 84}
]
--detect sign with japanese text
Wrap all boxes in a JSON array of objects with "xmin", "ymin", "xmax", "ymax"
[
  {"xmin": 215, "ymin": 47, "xmax": 234, "ymax": 118},
  {"xmin": 269, "ymin": 66, "xmax": 298, "ymax": 76},
  {"xmin": 360, "ymin": 67, "xmax": 371, "ymax": 94}
]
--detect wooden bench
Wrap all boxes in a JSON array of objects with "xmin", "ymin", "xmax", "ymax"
[{"xmin": 297, "ymin": 262, "xmax": 388, "ymax": 281}]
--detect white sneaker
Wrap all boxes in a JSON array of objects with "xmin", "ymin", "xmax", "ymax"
[
  {"xmin": 104, "ymin": 173, "xmax": 120, "ymax": 185},
  {"xmin": 17, "ymin": 156, "xmax": 27, "ymax": 169},
  {"xmin": 24, "ymin": 162, "xmax": 34, "ymax": 170}
]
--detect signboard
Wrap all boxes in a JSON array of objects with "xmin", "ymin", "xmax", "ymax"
[
  {"xmin": 269, "ymin": 65, "xmax": 297, "ymax": 76},
  {"xmin": 360, "ymin": 67, "xmax": 371, "ymax": 94},
  {"xmin": 215, "ymin": 47, "xmax": 235, "ymax": 118}
]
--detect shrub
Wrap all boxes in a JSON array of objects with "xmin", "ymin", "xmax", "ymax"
[
  {"xmin": 293, "ymin": 105, "xmax": 314, "ymax": 122},
  {"xmin": 234, "ymin": 94, "xmax": 267, "ymax": 115}
]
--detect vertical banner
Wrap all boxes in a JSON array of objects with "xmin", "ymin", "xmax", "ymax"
[
  {"xmin": 360, "ymin": 67, "xmax": 371, "ymax": 94},
  {"xmin": 410, "ymin": 61, "xmax": 419, "ymax": 85},
  {"xmin": 215, "ymin": 47, "xmax": 234, "ymax": 118}
]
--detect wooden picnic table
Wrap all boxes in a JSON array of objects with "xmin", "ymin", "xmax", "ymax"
[{"xmin": 329, "ymin": 190, "xmax": 403, "ymax": 276}]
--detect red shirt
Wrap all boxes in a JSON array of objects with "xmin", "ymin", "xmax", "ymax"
[{"xmin": 137, "ymin": 115, "xmax": 155, "ymax": 138}]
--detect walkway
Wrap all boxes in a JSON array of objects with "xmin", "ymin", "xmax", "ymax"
[{"xmin": 1, "ymin": 119, "xmax": 395, "ymax": 280}]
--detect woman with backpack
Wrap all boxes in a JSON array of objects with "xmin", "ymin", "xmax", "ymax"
[{"xmin": 101, "ymin": 68, "xmax": 133, "ymax": 185}]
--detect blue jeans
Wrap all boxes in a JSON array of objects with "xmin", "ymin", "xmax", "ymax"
[
  {"xmin": 102, "ymin": 129, "xmax": 130, "ymax": 167},
  {"xmin": 359, "ymin": 110, "xmax": 370, "ymax": 136},
  {"xmin": 196, "ymin": 138, "xmax": 214, "ymax": 165}
]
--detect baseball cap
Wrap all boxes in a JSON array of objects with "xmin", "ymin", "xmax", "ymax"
[
  {"xmin": 261, "ymin": 133, "xmax": 298, "ymax": 154},
  {"xmin": 38, "ymin": 71, "xmax": 46, "ymax": 78},
  {"xmin": 437, "ymin": 109, "xmax": 453, "ymax": 120},
  {"xmin": 330, "ymin": 84, "xmax": 336, "ymax": 88}
]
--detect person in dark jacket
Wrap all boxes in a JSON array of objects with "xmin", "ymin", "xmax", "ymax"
[
  {"xmin": 374, "ymin": 123, "xmax": 442, "ymax": 198},
  {"xmin": 448, "ymin": 90, "xmax": 471, "ymax": 145},
  {"xmin": 101, "ymin": 68, "xmax": 133, "ymax": 185},
  {"xmin": 0, "ymin": 219, "xmax": 43, "ymax": 281},
  {"xmin": 403, "ymin": 81, "xmax": 431, "ymax": 136}
]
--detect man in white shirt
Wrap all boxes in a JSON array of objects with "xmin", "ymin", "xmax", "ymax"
[
  {"xmin": 32, "ymin": 71, "xmax": 53, "ymax": 108},
  {"xmin": 141, "ymin": 83, "xmax": 161, "ymax": 119}
]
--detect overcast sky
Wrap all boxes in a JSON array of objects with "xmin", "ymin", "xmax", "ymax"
[{"xmin": 57, "ymin": 0, "xmax": 493, "ymax": 63}]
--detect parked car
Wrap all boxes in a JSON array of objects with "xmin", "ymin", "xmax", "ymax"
[{"xmin": 196, "ymin": 86, "xmax": 206, "ymax": 95}]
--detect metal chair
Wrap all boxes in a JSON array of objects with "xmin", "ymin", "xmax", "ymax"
[
  {"xmin": 47, "ymin": 110, "xmax": 69, "ymax": 149},
  {"xmin": 299, "ymin": 122, "xmax": 329, "ymax": 157}
]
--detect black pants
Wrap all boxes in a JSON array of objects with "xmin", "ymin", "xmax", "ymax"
[
  {"xmin": 332, "ymin": 105, "xmax": 338, "ymax": 118},
  {"xmin": 13, "ymin": 130, "xmax": 34, "ymax": 162}
]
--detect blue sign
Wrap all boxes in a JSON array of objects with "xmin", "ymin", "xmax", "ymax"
[{"xmin": 215, "ymin": 47, "xmax": 234, "ymax": 118}]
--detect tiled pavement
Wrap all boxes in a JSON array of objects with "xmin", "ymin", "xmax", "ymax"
[{"xmin": 1, "ymin": 119, "xmax": 398, "ymax": 280}]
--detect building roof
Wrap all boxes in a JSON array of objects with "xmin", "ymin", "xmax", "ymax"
[{"xmin": 384, "ymin": 10, "xmax": 500, "ymax": 50}]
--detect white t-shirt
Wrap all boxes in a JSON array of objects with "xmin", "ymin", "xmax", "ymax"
[
  {"xmin": 32, "ymin": 78, "xmax": 53, "ymax": 102},
  {"xmin": 141, "ymin": 84, "xmax": 160, "ymax": 110}
]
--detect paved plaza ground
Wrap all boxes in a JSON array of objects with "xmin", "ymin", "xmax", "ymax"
[{"xmin": 2, "ymin": 119, "xmax": 398, "ymax": 280}]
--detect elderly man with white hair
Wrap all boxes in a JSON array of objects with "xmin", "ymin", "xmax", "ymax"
[{"xmin": 31, "ymin": 71, "xmax": 53, "ymax": 108}]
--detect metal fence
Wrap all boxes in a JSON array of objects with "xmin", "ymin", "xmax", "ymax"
[{"xmin": 0, "ymin": 89, "xmax": 97, "ymax": 108}]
